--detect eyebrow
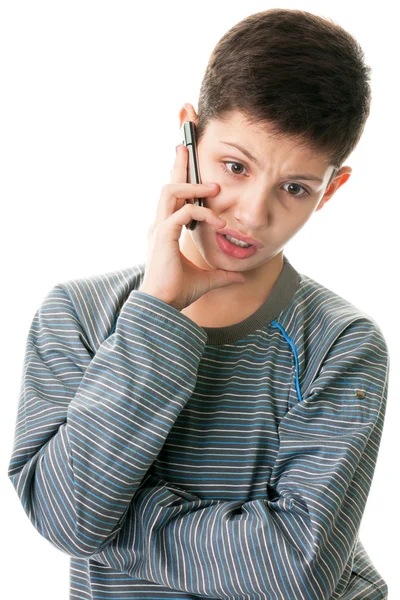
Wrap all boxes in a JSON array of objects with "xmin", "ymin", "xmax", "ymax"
[{"xmin": 220, "ymin": 140, "xmax": 324, "ymax": 184}]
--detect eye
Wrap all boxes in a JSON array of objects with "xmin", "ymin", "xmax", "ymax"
[
  {"xmin": 220, "ymin": 161, "xmax": 311, "ymax": 199},
  {"xmin": 221, "ymin": 161, "xmax": 249, "ymax": 178},
  {"xmin": 282, "ymin": 182, "xmax": 310, "ymax": 198}
]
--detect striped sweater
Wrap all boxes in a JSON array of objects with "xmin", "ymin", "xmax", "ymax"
[{"xmin": 8, "ymin": 254, "xmax": 389, "ymax": 599}]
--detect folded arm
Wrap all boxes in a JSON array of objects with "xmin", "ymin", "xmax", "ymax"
[
  {"xmin": 128, "ymin": 319, "xmax": 389, "ymax": 599},
  {"xmin": 8, "ymin": 285, "xmax": 208, "ymax": 557}
]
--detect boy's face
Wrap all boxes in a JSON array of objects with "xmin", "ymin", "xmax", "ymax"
[{"xmin": 179, "ymin": 105, "xmax": 351, "ymax": 293}]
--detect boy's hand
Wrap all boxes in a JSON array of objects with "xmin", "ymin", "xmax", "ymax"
[{"xmin": 139, "ymin": 144, "xmax": 245, "ymax": 311}]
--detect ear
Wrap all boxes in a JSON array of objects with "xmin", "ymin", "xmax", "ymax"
[
  {"xmin": 178, "ymin": 103, "xmax": 199, "ymax": 129},
  {"xmin": 315, "ymin": 166, "xmax": 352, "ymax": 212}
]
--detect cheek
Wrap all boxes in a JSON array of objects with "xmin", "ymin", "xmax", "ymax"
[
  {"xmin": 266, "ymin": 203, "xmax": 312, "ymax": 239},
  {"xmin": 198, "ymin": 150, "xmax": 229, "ymax": 183},
  {"xmin": 199, "ymin": 161, "xmax": 224, "ymax": 186},
  {"xmin": 285, "ymin": 208, "xmax": 316, "ymax": 237},
  {"xmin": 280, "ymin": 194, "xmax": 319, "ymax": 220}
]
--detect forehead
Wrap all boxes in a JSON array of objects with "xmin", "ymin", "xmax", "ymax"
[{"xmin": 204, "ymin": 110, "xmax": 329, "ymax": 166}]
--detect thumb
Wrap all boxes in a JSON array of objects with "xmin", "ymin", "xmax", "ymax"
[{"xmin": 207, "ymin": 269, "xmax": 246, "ymax": 290}]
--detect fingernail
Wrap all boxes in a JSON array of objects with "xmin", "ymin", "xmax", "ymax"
[
  {"xmin": 207, "ymin": 183, "xmax": 218, "ymax": 188},
  {"xmin": 175, "ymin": 144, "xmax": 180, "ymax": 153}
]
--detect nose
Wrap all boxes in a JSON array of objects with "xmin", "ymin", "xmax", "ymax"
[{"xmin": 233, "ymin": 187, "xmax": 271, "ymax": 230}]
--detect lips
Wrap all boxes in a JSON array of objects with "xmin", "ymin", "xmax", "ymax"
[{"xmin": 216, "ymin": 227, "xmax": 263, "ymax": 248}]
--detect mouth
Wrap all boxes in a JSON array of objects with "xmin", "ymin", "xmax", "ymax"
[
  {"xmin": 216, "ymin": 233, "xmax": 258, "ymax": 259},
  {"xmin": 216, "ymin": 227, "xmax": 263, "ymax": 248}
]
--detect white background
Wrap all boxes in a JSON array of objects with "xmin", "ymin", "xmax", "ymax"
[{"xmin": 1, "ymin": 1, "xmax": 398, "ymax": 598}]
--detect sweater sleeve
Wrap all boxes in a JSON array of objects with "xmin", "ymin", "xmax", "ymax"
[
  {"xmin": 7, "ymin": 284, "xmax": 208, "ymax": 558},
  {"xmin": 127, "ymin": 318, "xmax": 389, "ymax": 600}
]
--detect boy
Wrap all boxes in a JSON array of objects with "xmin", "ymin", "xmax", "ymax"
[{"xmin": 8, "ymin": 8, "xmax": 389, "ymax": 600}]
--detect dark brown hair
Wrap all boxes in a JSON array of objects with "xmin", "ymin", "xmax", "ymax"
[{"xmin": 196, "ymin": 9, "xmax": 372, "ymax": 183}]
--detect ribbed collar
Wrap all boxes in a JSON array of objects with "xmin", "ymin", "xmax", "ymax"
[{"xmin": 201, "ymin": 254, "xmax": 301, "ymax": 346}]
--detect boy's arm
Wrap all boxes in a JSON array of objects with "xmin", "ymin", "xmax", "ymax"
[
  {"xmin": 126, "ymin": 319, "xmax": 389, "ymax": 600},
  {"xmin": 8, "ymin": 284, "xmax": 208, "ymax": 558}
]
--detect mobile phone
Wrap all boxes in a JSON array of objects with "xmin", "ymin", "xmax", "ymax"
[{"xmin": 180, "ymin": 121, "xmax": 203, "ymax": 230}]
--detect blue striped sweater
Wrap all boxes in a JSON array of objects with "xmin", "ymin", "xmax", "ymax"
[{"xmin": 8, "ymin": 254, "xmax": 389, "ymax": 599}]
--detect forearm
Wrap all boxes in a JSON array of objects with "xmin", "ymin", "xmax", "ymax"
[
  {"xmin": 9, "ymin": 288, "xmax": 208, "ymax": 557},
  {"xmin": 130, "ymin": 476, "xmax": 320, "ymax": 600}
]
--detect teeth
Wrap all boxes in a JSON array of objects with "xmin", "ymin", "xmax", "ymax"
[{"xmin": 225, "ymin": 234, "xmax": 251, "ymax": 248}]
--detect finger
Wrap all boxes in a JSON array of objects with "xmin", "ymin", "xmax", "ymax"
[
  {"xmin": 162, "ymin": 202, "xmax": 224, "ymax": 242},
  {"xmin": 156, "ymin": 183, "xmax": 219, "ymax": 224},
  {"xmin": 170, "ymin": 144, "xmax": 188, "ymax": 185},
  {"xmin": 155, "ymin": 183, "xmax": 220, "ymax": 226}
]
